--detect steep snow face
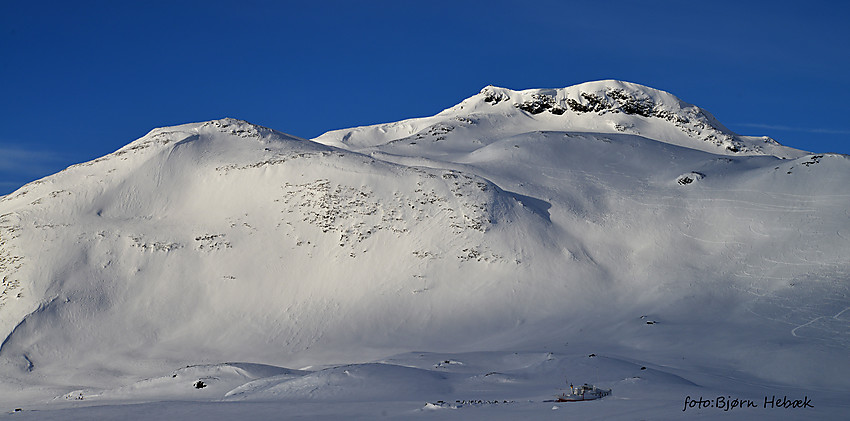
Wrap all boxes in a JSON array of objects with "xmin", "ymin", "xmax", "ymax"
[{"xmin": 313, "ymin": 80, "xmax": 805, "ymax": 158}]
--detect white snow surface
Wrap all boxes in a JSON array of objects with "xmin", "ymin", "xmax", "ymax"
[{"xmin": 0, "ymin": 81, "xmax": 848, "ymax": 419}]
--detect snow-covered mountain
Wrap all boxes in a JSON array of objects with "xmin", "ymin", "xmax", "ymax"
[{"xmin": 1, "ymin": 81, "xmax": 848, "ymax": 420}]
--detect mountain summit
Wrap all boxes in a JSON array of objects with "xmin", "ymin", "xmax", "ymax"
[
  {"xmin": 0, "ymin": 81, "xmax": 848, "ymax": 417},
  {"xmin": 314, "ymin": 80, "xmax": 799, "ymax": 158}
]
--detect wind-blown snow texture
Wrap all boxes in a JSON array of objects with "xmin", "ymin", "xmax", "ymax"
[{"xmin": 0, "ymin": 81, "xmax": 847, "ymax": 420}]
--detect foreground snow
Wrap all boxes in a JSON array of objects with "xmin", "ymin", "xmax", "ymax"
[
  {"xmin": 0, "ymin": 81, "xmax": 848, "ymax": 419},
  {"xmin": 3, "ymin": 350, "xmax": 845, "ymax": 420}
]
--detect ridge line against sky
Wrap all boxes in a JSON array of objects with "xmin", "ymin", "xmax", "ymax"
[{"xmin": 2, "ymin": 0, "xmax": 849, "ymax": 196}]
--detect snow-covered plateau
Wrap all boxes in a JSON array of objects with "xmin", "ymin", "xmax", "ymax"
[{"xmin": 0, "ymin": 80, "xmax": 847, "ymax": 420}]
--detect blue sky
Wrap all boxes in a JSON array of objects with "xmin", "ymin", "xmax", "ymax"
[{"xmin": 2, "ymin": 1, "xmax": 849, "ymax": 195}]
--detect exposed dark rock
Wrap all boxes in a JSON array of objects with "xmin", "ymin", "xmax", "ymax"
[
  {"xmin": 516, "ymin": 94, "xmax": 556, "ymax": 114},
  {"xmin": 482, "ymin": 88, "xmax": 508, "ymax": 105},
  {"xmin": 677, "ymin": 172, "xmax": 705, "ymax": 185},
  {"xmin": 567, "ymin": 92, "xmax": 606, "ymax": 113},
  {"xmin": 607, "ymin": 89, "xmax": 655, "ymax": 117}
]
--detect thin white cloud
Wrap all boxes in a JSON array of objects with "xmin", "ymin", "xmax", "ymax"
[
  {"xmin": 0, "ymin": 145, "xmax": 67, "ymax": 175},
  {"xmin": 0, "ymin": 144, "xmax": 73, "ymax": 195},
  {"xmin": 736, "ymin": 123, "xmax": 850, "ymax": 136},
  {"xmin": 0, "ymin": 180, "xmax": 23, "ymax": 188},
  {"xmin": 0, "ymin": 180, "xmax": 25, "ymax": 191}
]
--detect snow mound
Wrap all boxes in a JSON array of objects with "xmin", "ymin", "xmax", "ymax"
[
  {"xmin": 233, "ymin": 363, "xmax": 452, "ymax": 402},
  {"xmin": 57, "ymin": 363, "xmax": 302, "ymax": 403}
]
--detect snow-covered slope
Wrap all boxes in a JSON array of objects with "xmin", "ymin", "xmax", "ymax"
[
  {"xmin": 0, "ymin": 82, "xmax": 848, "ymax": 419},
  {"xmin": 0, "ymin": 119, "xmax": 556, "ymax": 376}
]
